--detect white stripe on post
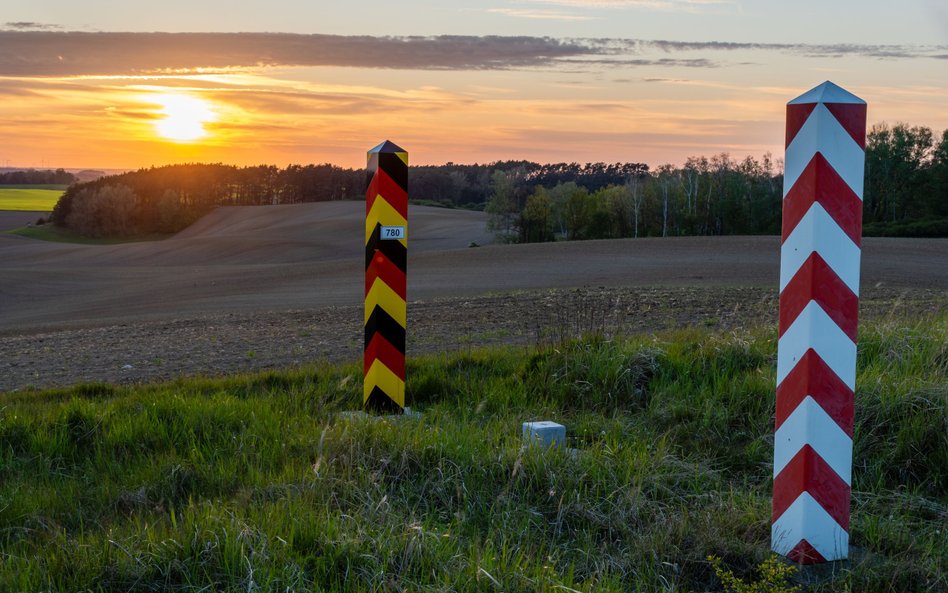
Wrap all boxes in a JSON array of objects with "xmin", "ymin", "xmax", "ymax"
[
  {"xmin": 776, "ymin": 302, "xmax": 858, "ymax": 389},
  {"xmin": 784, "ymin": 104, "xmax": 866, "ymax": 197},
  {"xmin": 772, "ymin": 492, "xmax": 850, "ymax": 560},
  {"xmin": 773, "ymin": 396, "xmax": 853, "ymax": 483},
  {"xmin": 779, "ymin": 204, "xmax": 861, "ymax": 295}
]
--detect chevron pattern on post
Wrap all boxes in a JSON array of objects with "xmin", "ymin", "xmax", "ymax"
[
  {"xmin": 772, "ymin": 82, "xmax": 865, "ymax": 565},
  {"xmin": 364, "ymin": 140, "xmax": 408, "ymax": 413}
]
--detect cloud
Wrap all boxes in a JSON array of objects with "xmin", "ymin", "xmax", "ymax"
[
  {"xmin": 0, "ymin": 31, "xmax": 943, "ymax": 78},
  {"xmin": 3, "ymin": 22, "xmax": 61, "ymax": 30},
  {"xmin": 560, "ymin": 57, "xmax": 718, "ymax": 68},
  {"xmin": 0, "ymin": 77, "xmax": 49, "ymax": 96},
  {"xmin": 520, "ymin": 0, "xmax": 734, "ymax": 10},
  {"xmin": 0, "ymin": 32, "xmax": 597, "ymax": 76},
  {"xmin": 641, "ymin": 39, "xmax": 948, "ymax": 60},
  {"xmin": 487, "ymin": 8, "xmax": 597, "ymax": 21},
  {"xmin": 201, "ymin": 85, "xmax": 474, "ymax": 118}
]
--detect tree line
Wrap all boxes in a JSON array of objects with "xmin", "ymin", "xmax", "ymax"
[
  {"xmin": 863, "ymin": 123, "xmax": 948, "ymax": 236},
  {"xmin": 50, "ymin": 163, "xmax": 365, "ymax": 237},
  {"xmin": 48, "ymin": 161, "xmax": 652, "ymax": 238},
  {"xmin": 410, "ymin": 161, "xmax": 649, "ymax": 208},
  {"xmin": 48, "ymin": 122, "xmax": 946, "ymax": 239},
  {"xmin": 0, "ymin": 168, "xmax": 77, "ymax": 185},
  {"xmin": 487, "ymin": 123, "xmax": 947, "ymax": 242},
  {"xmin": 486, "ymin": 154, "xmax": 783, "ymax": 242}
]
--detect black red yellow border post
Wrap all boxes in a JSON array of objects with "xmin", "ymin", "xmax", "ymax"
[{"xmin": 364, "ymin": 140, "xmax": 408, "ymax": 413}]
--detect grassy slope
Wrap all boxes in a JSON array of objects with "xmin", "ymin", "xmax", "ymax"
[
  {"xmin": 0, "ymin": 318, "xmax": 944, "ymax": 592},
  {"xmin": 0, "ymin": 187, "xmax": 63, "ymax": 211}
]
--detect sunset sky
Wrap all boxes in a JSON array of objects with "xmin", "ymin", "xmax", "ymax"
[{"xmin": 2, "ymin": 1, "xmax": 946, "ymax": 170}]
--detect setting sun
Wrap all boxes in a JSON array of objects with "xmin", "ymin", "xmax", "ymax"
[{"xmin": 153, "ymin": 93, "xmax": 216, "ymax": 142}]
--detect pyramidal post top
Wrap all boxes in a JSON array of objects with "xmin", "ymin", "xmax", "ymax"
[
  {"xmin": 788, "ymin": 81, "xmax": 865, "ymax": 105},
  {"xmin": 368, "ymin": 140, "xmax": 407, "ymax": 154}
]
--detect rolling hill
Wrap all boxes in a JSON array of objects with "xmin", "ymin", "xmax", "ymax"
[{"xmin": 1, "ymin": 201, "xmax": 946, "ymax": 331}]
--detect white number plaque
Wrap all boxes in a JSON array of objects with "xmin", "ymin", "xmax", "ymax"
[{"xmin": 381, "ymin": 225, "xmax": 405, "ymax": 240}]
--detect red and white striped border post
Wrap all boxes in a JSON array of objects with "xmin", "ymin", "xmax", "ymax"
[{"xmin": 772, "ymin": 81, "xmax": 866, "ymax": 564}]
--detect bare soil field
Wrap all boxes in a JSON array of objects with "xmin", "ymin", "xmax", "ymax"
[
  {"xmin": 0, "ymin": 210, "xmax": 46, "ymax": 230},
  {"xmin": 1, "ymin": 201, "xmax": 945, "ymax": 392}
]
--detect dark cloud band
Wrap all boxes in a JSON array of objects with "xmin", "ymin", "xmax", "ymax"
[
  {"xmin": 3, "ymin": 22, "xmax": 62, "ymax": 31},
  {"xmin": 0, "ymin": 31, "xmax": 943, "ymax": 77},
  {"xmin": 0, "ymin": 32, "xmax": 593, "ymax": 76}
]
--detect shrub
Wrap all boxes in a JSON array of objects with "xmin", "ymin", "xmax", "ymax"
[
  {"xmin": 65, "ymin": 184, "xmax": 139, "ymax": 237},
  {"xmin": 708, "ymin": 555, "xmax": 800, "ymax": 593}
]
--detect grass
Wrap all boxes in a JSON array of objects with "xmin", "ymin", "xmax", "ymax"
[
  {"xmin": 0, "ymin": 187, "xmax": 63, "ymax": 211},
  {"xmin": 0, "ymin": 317, "xmax": 944, "ymax": 592}
]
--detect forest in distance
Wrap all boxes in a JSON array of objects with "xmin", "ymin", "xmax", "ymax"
[
  {"xmin": 39, "ymin": 122, "xmax": 948, "ymax": 240},
  {"xmin": 0, "ymin": 168, "xmax": 77, "ymax": 186}
]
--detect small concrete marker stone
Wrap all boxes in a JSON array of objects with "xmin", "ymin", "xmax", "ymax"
[
  {"xmin": 336, "ymin": 410, "xmax": 371, "ymax": 422},
  {"xmin": 522, "ymin": 421, "xmax": 566, "ymax": 449}
]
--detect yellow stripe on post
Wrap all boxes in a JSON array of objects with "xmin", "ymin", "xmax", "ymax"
[
  {"xmin": 363, "ymin": 359, "xmax": 405, "ymax": 407},
  {"xmin": 364, "ymin": 280, "xmax": 407, "ymax": 327},
  {"xmin": 365, "ymin": 198, "xmax": 408, "ymax": 243}
]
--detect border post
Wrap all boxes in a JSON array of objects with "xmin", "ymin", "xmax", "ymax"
[
  {"xmin": 772, "ymin": 81, "xmax": 866, "ymax": 563},
  {"xmin": 364, "ymin": 140, "xmax": 409, "ymax": 413}
]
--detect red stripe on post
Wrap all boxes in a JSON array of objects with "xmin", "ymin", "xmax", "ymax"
[
  {"xmin": 772, "ymin": 445, "xmax": 851, "ymax": 530},
  {"xmin": 786, "ymin": 103, "xmax": 818, "ymax": 147},
  {"xmin": 825, "ymin": 103, "xmax": 868, "ymax": 149},
  {"xmin": 366, "ymin": 167, "xmax": 409, "ymax": 218},
  {"xmin": 775, "ymin": 350, "xmax": 854, "ymax": 436},
  {"xmin": 364, "ymin": 332, "xmax": 406, "ymax": 379},
  {"xmin": 365, "ymin": 250, "xmax": 407, "ymax": 300},
  {"xmin": 787, "ymin": 539, "xmax": 828, "ymax": 565},
  {"xmin": 778, "ymin": 253, "xmax": 859, "ymax": 342},
  {"xmin": 781, "ymin": 153, "xmax": 863, "ymax": 246}
]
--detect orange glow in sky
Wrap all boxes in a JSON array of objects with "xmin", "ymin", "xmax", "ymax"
[{"xmin": 1, "ymin": 5, "xmax": 946, "ymax": 171}]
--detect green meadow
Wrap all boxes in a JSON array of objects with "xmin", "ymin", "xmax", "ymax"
[
  {"xmin": 0, "ymin": 187, "xmax": 64, "ymax": 212},
  {"xmin": 0, "ymin": 319, "xmax": 945, "ymax": 592}
]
